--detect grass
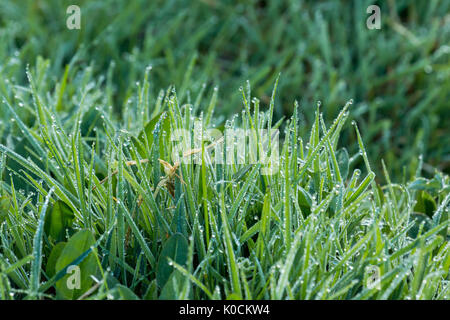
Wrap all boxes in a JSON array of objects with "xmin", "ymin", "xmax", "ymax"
[
  {"xmin": 0, "ymin": 66, "xmax": 448, "ymax": 299},
  {"xmin": 0, "ymin": 0, "xmax": 449, "ymax": 179},
  {"xmin": 0, "ymin": 0, "xmax": 449, "ymax": 300}
]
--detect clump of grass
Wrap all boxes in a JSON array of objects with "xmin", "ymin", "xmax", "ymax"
[{"xmin": 0, "ymin": 66, "xmax": 448, "ymax": 300}]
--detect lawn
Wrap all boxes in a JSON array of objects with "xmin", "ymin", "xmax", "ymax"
[{"xmin": 0, "ymin": 0, "xmax": 448, "ymax": 300}]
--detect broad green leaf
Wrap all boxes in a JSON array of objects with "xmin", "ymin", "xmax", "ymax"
[
  {"xmin": 297, "ymin": 186, "xmax": 312, "ymax": 217},
  {"xmin": 132, "ymin": 111, "xmax": 171, "ymax": 158},
  {"xmin": 156, "ymin": 233, "xmax": 188, "ymax": 288},
  {"xmin": 114, "ymin": 284, "xmax": 140, "ymax": 300},
  {"xmin": 46, "ymin": 242, "xmax": 66, "ymax": 278},
  {"xmin": 413, "ymin": 191, "xmax": 437, "ymax": 218},
  {"xmin": 144, "ymin": 279, "xmax": 158, "ymax": 300},
  {"xmin": 44, "ymin": 200, "xmax": 75, "ymax": 242},
  {"xmin": 409, "ymin": 177, "xmax": 442, "ymax": 193},
  {"xmin": 159, "ymin": 270, "xmax": 185, "ymax": 300},
  {"xmin": 55, "ymin": 230, "xmax": 98, "ymax": 300}
]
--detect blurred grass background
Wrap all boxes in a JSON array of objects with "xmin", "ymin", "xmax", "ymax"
[{"xmin": 0, "ymin": 0, "xmax": 449, "ymax": 180}]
